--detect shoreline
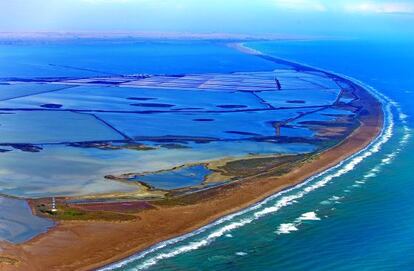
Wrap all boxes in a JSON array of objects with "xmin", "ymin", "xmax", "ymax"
[
  {"xmin": 0, "ymin": 49, "xmax": 384, "ymax": 270},
  {"xmin": 98, "ymin": 77, "xmax": 385, "ymax": 271},
  {"xmin": 0, "ymin": 32, "xmax": 318, "ymax": 42}
]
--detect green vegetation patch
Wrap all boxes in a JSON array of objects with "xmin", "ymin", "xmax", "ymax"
[
  {"xmin": 36, "ymin": 203, "xmax": 137, "ymax": 222},
  {"xmin": 220, "ymin": 155, "xmax": 305, "ymax": 178}
]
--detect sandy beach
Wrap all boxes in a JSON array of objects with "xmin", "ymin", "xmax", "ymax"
[{"xmin": 0, "ymin": 73, "xmax": 383, "ymax": 270}]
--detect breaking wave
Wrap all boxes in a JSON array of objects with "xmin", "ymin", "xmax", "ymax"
[
  {"xmin": 99, "ymin": 62, "xmax": 408, "ymax": 271},
  {"xmin": 276, "ymin": 223, "xmax": 299, "ymax": 235},
  {"xmin": 297, "ymin": 211, "xmax": 321, "ymax": 221}
]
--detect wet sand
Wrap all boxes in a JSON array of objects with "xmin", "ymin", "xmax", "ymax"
[{"xmin": 0, "ymin": 79, "xmax": 383, "ymax": 270}]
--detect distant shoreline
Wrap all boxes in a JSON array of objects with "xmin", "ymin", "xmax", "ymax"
[
  {"xmin": 0, "ymin": 44, "xmax": 384, "ymax": 271},
  {"xmin": 0, "ymin": 31, "xmax": 329, "ymax": 42}
]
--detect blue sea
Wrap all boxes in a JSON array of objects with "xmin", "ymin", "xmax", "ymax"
[{"xmin": 101, "ymin": 39, "xmax": 414, "ymax": 270}]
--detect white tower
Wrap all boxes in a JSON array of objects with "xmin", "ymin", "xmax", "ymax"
[{"xmin": 51, "ymin": 197, "xmax": 57, "ymax": 213}]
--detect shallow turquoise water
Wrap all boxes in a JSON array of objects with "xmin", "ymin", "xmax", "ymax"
[{"xmin": 102, "ymin": 39, "xmax": 414, "ymax": 270}]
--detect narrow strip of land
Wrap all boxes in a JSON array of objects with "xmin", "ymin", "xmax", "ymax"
[{"xmin": 0, "ymin": 71, "xmax": 383, "ymax": 270}]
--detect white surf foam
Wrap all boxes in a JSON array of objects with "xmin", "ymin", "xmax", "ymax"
[
  {"xmin": 101, "ymin": 101, "xmax": 395, "ymax": 271},
  {"xmin": 364, "ymin": 173, "xmax": 377, "ymax": 178},
  {"xmin": 99, "ymin": 56, "xmax": 401, "ymax": 271},
  {"xmin": 276, "ymin": 223, "xmax": 299, "ymax": 235},
  {"xmin": 297, "ymin": 212, "xmax": 321, "ymax": 221},
  {"xmin": 399, "ymin": 113, "xmax": 408, "ymax": 121},
  {"xmin": 329, "ymin": 196, "xmax": 342, "ymax": 201}
]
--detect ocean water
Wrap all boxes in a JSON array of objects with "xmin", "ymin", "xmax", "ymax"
[{"xmin": 102, "ymin": 39, "xmax": 414, "ymax": 270}]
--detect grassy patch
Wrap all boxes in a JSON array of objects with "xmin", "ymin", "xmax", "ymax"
[
  {"xmin": 220, "ymin": 155, "xmax": 305, "ymax": 178},
  {"xmin": 36, "ymin": 204, "xmax": 137, "ymax": 222}
]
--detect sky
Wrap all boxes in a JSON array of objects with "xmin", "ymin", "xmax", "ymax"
[{"xmin": 0, "ymin": 0, "xmax": 413, "ymax": 38}]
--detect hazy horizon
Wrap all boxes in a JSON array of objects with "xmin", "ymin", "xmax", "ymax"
[{"xmin": 1, "ymin": 0, "xmax": 413, "ymax": 39}]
